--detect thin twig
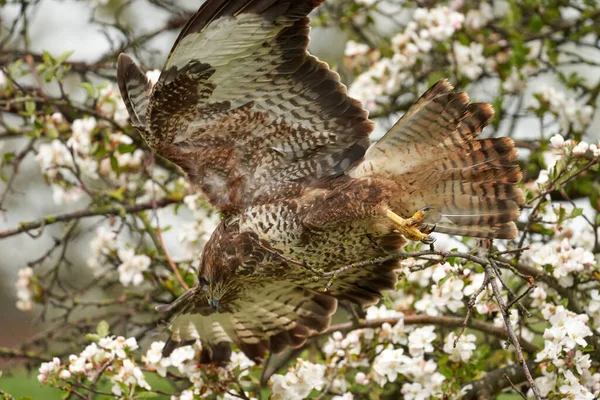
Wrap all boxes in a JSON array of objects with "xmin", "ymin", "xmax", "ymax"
[{"xmin": 485, "ymin": 261, "xmax": 542, "ymax": 399}]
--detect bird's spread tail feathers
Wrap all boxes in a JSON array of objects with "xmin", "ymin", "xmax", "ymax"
[{"xmin": 350, "ymin": 80, "xmax": 524, "ymax": 239}]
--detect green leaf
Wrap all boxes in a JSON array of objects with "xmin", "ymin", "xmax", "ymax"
[
  {"xmin": 136, "ymin": 393, "xmax": 160, "ymax": 398},
  {"xmin": 81, "ymin": 82, "xmax": 97, "ymax": 98},
  {"xmin": 96, "ymin": 320, "xmax": 110, "ymax": 338},
  {"xmin": 24, "ymin": 101, "xmax": 36, "ymax": 116},
  {"xmin": 85, "ymin": 333, "xmax": 101, "ymax": 342},
  {"xmin": 569, "ymin": 208, "xmax": 583, "ymax": 219},
  {"xmin": 55, "ymin": 50, "xmax": 74, "ymax": 65},
  {"xmin": 110, "ymin": 154, "xmax": 120, "ymax": 174},
  {"xmin": 42, "ymin": 51, "xmax": 53, "ymax": 65},
  {"xmin": 3, "ymin": 152, "xmax": 15, "ymax": 164},
  {"xmin": 528, "ymin": 15, "xmax": 543, "ymax": 33},
  {"xmin": 117, "ymin": 143, "xmax": 136, "ymax": 154}
]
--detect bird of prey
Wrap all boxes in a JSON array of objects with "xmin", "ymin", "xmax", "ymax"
[{"xmin": 117, "ymin": 0, "xmax": 524, "ymax": 363}]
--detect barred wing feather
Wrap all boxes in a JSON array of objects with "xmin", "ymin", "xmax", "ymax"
[
  {"xmin": 118, "ymin": 0, "xmax": 372, "ymax": 212},
  {"xmin": 165, "ymin": 281, "xmax": 336, "ymax": 362}
]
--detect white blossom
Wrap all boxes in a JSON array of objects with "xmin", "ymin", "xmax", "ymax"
[
  {"xmin": 572, "ymin": 141, "xmax": 589, "ymax": 155},
  {"xmin": 36, "ymin": 140, "xmax": 74, "ymax": 179},
  {"xmin": 15, "ymin": 267, "xmax": 35, "ymax": 311},
  {"xmin": 443, "ymin": 332, "xmax": 477, "ymax": 362},
  {"xmin": 465, "ymin": 3, "xmax": 493, "ymax": 30},
  {"xmin": 407, "ymin": 326, "xmax": 436, "ymax": 356},
  {"xmin": 38, "ymin": 357, "xmax": 61, "ymax": 383},
  {"xmin": 117, "ymin": 248, "xmax": 151, "ymax": 287},
  {"xmin": 550, "ymin": 134, "xmax": 566, "ymax": 148},
  {"xmin": 143, "ymin": 341, "xmax": 171, "ymax": 377},
  {"xmin": 270, "ymin": 359, "xmax": 326, "ymax": 400},
  {"xmin": 537, "ymin": 86, "xmax": 594, "ymax": 132},
  {"xmin": 452, "ymin": 42, "xmax": 486, "ymax": 80},
  {"xmin": 68, "ymin": 118, "xmax": 96, "ymax": 155},
  {"xmin": 528, "ymin": 238, "xmax": 595, "ymax": 287},
  {"xmin": 111, "ymin": 359, "xmax": 151, "ymax": 396}
]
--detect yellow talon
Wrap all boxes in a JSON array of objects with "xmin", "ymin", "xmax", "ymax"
[{"xmin": 384, "ymin": 207, "xmax": 435, "ymax": 244}]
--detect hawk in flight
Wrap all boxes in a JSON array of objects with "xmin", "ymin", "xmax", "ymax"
[{"xmin": 117, "ymin": 0, "xmax": 523, "ymax": 363}]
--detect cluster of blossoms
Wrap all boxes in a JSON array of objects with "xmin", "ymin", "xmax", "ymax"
[
  {"xmin": 86, "ymin": 226, "xmax": 151, "ymax": 287},
  {"xmin": 408, "ymin": 263, "xmax": 466, "ymax": 316},
  {"xmin": 537, "ymin": 87, "xmax": 595, "ymax": 133},
  {"xmin": 178, "ymin": 193, "xmax": 221, "ymax": 259},
  {"xmin": 14, "ymin": 266, "xmax": 36, "ymax": 311},
  {"xmin": 318, "ymin": 304, "xmax": 481, "ymax": 399},
  {"xmin": 144, "ymin": 341, "xmax": 257, "ymax": 399},
  {"xmin": 270, "ymin": 359, "xmax": 327, "ymax": 400},
  {"xmin": 38, "ymin": 334, "xmax": 150, "ymax": 396},
  {"xmin": 348, "ymin": 6, "xmax": 465, "ymax": 109},
  {"xmin": 527, "ymin": 237, "xmax": 595, "ymax": 288},
  {"xmin": 532, "ymin": 303, "xmax": 599, "ymax": 398},
  {"xmin": 549, "ymin": 133, "xmax": 600, "ymax": 158},
  {"xmin": 34, "ymin": 70, "xmax": 161, "ymax": 206},
  {"xmin": 532, "ymin": 132, "xmax": 600, "ymax": 190}
]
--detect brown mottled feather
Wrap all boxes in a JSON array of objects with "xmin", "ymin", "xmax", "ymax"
[
  {"xmin": 351, "ymin": 80, "xmax": 524, "ymax": 239},
  {"xmin": 117, "ymin": 54, "xmax": 152, "ymax": 130},
  {"xmin": 120, "ymin": 0, "xmax": 523, "ymax": 364}
]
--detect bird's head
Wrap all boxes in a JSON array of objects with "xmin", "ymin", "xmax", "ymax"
[{"xmin": 198, "ymin": 274, "xmax": 226, "ymax": 311}]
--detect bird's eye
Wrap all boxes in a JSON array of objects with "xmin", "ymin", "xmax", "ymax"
[{"xmin": 198, "ymin": 276, "xmax": 210, "ymax": 291}]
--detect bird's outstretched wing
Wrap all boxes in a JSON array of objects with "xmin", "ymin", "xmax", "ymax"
[
  {"xmin": 161, "ymin": 280, "xmax": 336, "ymax": 362},
  {"xmin": 118, "ymin": 0, "xmax": 372, "ymax": 212}
]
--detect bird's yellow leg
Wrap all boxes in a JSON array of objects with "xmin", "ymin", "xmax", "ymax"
[{"xmin": 384, "ymin": 207, "xmax": 436, "ymax": 244}]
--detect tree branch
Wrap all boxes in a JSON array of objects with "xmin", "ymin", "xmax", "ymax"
[
  {"xmin": 462, "ymin": 360, "xmax": 539, "ymax": 400},
  {"xmin": 0, "ymin": 197, "xmax": 181, "ymax": 239},
  {"xmin": 315, "ymin": 315, "xmax": 539, "ymax": 353}
]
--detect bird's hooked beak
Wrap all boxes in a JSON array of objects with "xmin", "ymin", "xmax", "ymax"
[
  {"xmin": 208, "ymin": 297, "xmax": 219, "ymax": 311},
  {"xmin": 208, "ymin": 283, "xmax": 219, "ymax": 311}
]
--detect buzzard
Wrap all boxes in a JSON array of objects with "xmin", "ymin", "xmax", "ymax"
[{"xmin": 117, "ymin": 0, "xmax": 524, "ymax": 363}]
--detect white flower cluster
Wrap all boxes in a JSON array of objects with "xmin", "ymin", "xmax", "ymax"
[
  {"xmin": 144, "ymin": 341, "xmax": 255, "ymax": 399},
  {"xmin": 533, "ymin": 135, "xmax": 600, "ymax": 192},
  {"xmin": 36, "ymin": 117, "xmax": 93, "ymax": 205},
  {"xmin": 35, "ymin": 110, "xmax": 148, "ymax": 205},
  {"xmin": 344, "ymin": 40, "xmax": 378, "ymax": 71},
  {"xmin": 87, "ymin": 227, "xmax": 118, "ymax": 277},
  {"xmin": 38, "ymin": 335, "xmax": 151, "ymax": 396},
  {"xmin": 587, "ymin": 289, "xmax": 600, "ymax": 334},
  {"xmin": 270, "ymin": 359, "xmax": 327, "ymax": 400},
  {"xmin": 349, "ymin": 6, "xmax": 464, "ymax": 109},
  {"xmin": 533, "ymin": 304, "xmax": 598, "ymax": 398},
  {"xmin": 97, "ymin": 84, "xmax": 129, "ymax": 126},
  {"xmin": 443, "ymin": 332, "xmax": 477, "ymax": 362},
  {"xmin": 464, "ymin": 3, "xmax": 493, "ymax": 30},
  {"xmin": 117, "ymin": 248, "xmax": 151, "ymax": 287},
  {"xmin": 98, "ymin": 132, "xmax": 145, "ymax": 180},
  {"xmin": 410, "ymin": 264, "xmax": 466, "ymax": 316},
  {"xmin": 373, "ymin": 345, "xmax": 445, "ymax": 399},
  {"xmin": 537, "ymin": 86, "xmax": 595, "ymax": 132},
  {"xmin": 38, "ymin": 357, "xmax": 71, "ymax": 383},
  {"xmin": 86, "ymin": 227, "xmax": 151, "ymax": 287},
  {"xmin": 550, "ymin": 133, "xmax": 600, "ymax": 158},
  {"xmin": 179, "ymin": 194, "xmax": 221, "ymax": 258},
  {"xmin": 15, "ymin": 266, "xmax": 35, "ymax": 311},
  {"xmin": 451, "ymin": 42, "xmax": 486, "ymax": 80},
  {"xmin": 528, "ymin": 238, "xmax": 595, "ymax": 288}
]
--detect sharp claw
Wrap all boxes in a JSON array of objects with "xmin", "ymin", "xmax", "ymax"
[
  {"xmin": 421, "ymin": 237, "xmax": 436, "ymax": 245},
  {"xmin": 421, "ymin": 206, "xmax": 433, "ymax": 212},
  {"xmin": 419, "ymin": 223, "xmax": 437, "ymax": 235}
]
